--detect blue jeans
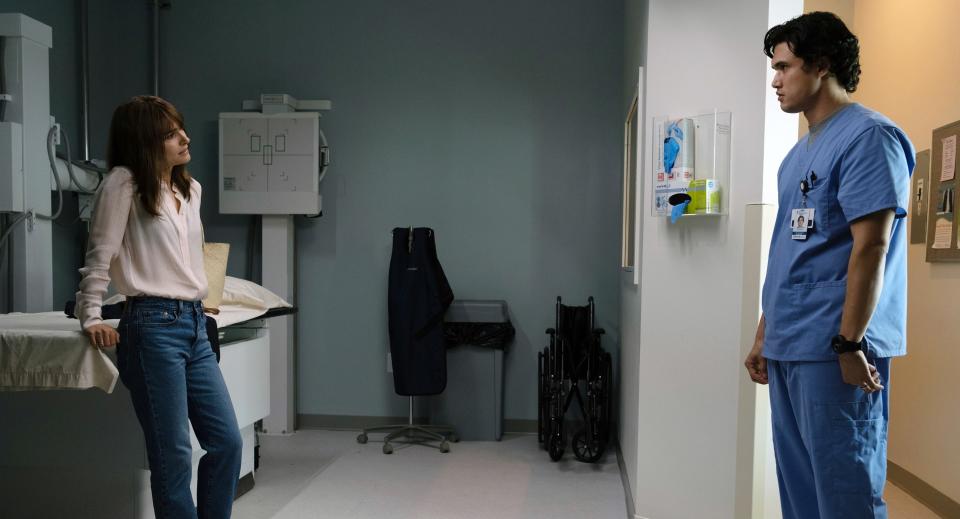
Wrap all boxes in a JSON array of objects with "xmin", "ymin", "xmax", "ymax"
[
  {"xmin": 768, "ymin": 358, "xmax": 891, "ymax": 519},
  {"xmin": 117, "ymin": 297, "xmax": 242, "ymax": 519}
]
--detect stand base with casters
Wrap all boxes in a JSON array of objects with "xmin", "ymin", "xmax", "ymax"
[{"xmin": 356, "ymin": 396, "xmax": 458, "ymax": 454}]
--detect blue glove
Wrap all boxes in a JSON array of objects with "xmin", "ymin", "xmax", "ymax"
[
  {"xmin": 670, "ymin": 200, "xmax": 690, "ymax": 223},
  {"xmin": 663, "ymin": 122, "xmax": 684, "ymax": 174}
]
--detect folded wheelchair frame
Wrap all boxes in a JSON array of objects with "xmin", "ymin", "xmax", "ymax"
[{"xmin": 537, "ymin": 296, "xmax": 613, "ymax": 463}]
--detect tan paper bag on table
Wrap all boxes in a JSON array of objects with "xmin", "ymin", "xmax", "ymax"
[{"xmin": 202, "ymin": 242, "xmax": 230, "ymax": 314}]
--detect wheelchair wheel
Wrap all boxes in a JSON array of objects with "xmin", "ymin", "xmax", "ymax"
[
  {"xmin": 598, "ymin": 352, "xmax": 613, "ymax": 445},
  {"xmin": 538, "ymin": 349, "xmax": 547, "ymax": 444},
  {"xmin": 572, "ymin": 428, "xmax": 604, "ymax": 463},
  {"xmin": 548, "ymin": 433, "xmax": 565, "ymax": 461},
  {"xmin": 547, "ymin": 389, "xmax": 565, "ymax": 461}
]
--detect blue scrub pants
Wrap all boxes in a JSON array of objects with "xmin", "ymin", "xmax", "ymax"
[
  {"xmin": 117, "ymin": 298, "xmax": 243, "ymax": 519},
  {"xmin": 767, "ymin": 358, "xmax": 891, "ymax": 519}
]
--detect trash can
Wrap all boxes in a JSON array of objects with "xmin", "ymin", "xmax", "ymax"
[{"xmin": 430, "ymin": 300, "xmax": 514, "ymax": 441}]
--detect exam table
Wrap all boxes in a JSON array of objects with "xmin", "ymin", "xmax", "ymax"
[{"xmin": 0, "ymin": 277, "xmax": 292, "ymax": 518}]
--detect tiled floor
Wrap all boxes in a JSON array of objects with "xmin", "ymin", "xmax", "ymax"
[
  {"xmin": 233, "ymin": 429, "xmax": 942, "ymax": 518},
  {"xmin": 232, "ymin": 429, "xmax": 626, "ymax": 519}
]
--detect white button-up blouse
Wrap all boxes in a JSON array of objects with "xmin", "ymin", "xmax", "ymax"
[{"xmin": 75, "ymin": 167, "xmax": 208, "ymax": 329}]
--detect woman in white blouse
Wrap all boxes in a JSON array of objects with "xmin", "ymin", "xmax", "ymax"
[{"xmin": 76, "ymin": 96, "xmax": 241, "ymax": 519}]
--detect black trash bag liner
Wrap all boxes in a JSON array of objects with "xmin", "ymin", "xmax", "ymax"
[{"xmin": 443, "ymin": 321, "xmax": 515, "ymax": 351}]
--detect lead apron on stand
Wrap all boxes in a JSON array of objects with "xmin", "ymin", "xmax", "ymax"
[{"xmin": 388, "ymin": 227, "xmax": 454, "ymax": 396}]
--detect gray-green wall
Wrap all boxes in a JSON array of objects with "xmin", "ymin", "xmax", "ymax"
[
  {"xmin": 0, "ymin": 0, "xmax": 153, "ymax": 308},
  {"xmin": 3, "ymin": 0, "xmax": 624, "ymax": 422},
  {"xmin": 624, "ymin": 0, "xmax": 647, "ymax": 108}
]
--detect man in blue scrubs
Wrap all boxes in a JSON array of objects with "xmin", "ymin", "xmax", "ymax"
[{"xmin": 743, "ymin": 12, "xmax": 914, "ymax": 519}]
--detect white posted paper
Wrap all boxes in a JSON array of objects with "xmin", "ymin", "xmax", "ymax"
[
  {"xmin": 933, "ymin": 218, "xmax": 952, "ymax": 249},
  {"xmin": 941, "ymin": 135, "xmax": 956, "ymax": 181}
]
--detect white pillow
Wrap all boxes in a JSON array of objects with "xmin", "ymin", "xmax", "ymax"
[{"xmin": 221, "ymin": 276, "xmax": 292, "ymax": 310}]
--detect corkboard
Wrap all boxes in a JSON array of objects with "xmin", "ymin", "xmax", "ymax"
[{"xmin": 926, "ymin": 120, "xmax": 960, "ymax": 262}]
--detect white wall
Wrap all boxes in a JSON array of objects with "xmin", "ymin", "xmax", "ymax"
[
  {"xmin": 851, "ymin": 0, "xmax": 960, "ymax": 503},
  {"xmin": 620, "ymin": 0, "xmax": 648, "ymax": 509},
  {"xmin": 621, "ymin": 0, "xmax": 801, "ymax": 517}
]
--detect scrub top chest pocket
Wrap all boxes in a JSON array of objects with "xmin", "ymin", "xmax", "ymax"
[
  {"xmin": 787, "ymin": 132, "xmax": 846, "ymax": 240},
  {"xmin": 801, "ymin": 131, "xmax": 856, "ymax": 237},
  {"xmin": 800, "ymin": 169, "xmax": 833, "ymax": 235}
]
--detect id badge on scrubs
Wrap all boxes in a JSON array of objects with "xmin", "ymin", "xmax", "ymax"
[{"xmin": 791, "ymin": 208, "xmax": 815, "ymax": 240}]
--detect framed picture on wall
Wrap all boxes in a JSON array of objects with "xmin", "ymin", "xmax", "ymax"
[
  {"xmin": 621, "ymin": 93, "xmax": 638, "ymax": 271},
  {"xmin": 621, "ymin": 68, "xmax": 644, "ymax": 285}
]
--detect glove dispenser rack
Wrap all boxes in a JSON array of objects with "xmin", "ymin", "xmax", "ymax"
[{"xmin": 651, "ymin": 110, "xmax": 733, "ymax": 220}]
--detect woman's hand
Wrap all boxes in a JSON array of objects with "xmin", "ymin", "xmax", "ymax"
[{"xmin": 84, "ymin": 323, "xmax": 119, "ymax": 348}]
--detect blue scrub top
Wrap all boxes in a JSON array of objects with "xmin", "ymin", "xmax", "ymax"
[{"xmin": 762, "ymin": 104, "xmax": 915, "ymax": 361}]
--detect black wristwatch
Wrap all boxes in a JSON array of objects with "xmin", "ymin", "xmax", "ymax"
[{"xmin": 831, "ymin": 334, "xmax": 863, "ymax": 354}]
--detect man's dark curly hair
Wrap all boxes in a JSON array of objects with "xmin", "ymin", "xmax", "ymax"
[{"xmin": 764, "ymin": 11, "xmax": 861, "ymax": 93}]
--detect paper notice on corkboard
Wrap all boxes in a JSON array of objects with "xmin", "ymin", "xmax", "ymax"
[
  {"xmin": 941, "ymin": 135, "xmax": 956, "ymax": 181},
  {"xmin": 933, "ymin": 218, "xmax": 952, "ymax": 249}
]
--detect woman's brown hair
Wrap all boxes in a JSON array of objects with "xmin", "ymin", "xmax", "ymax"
[{"xmin": 107, "ymin": 95, "xmax": 192, "ymax": 216}]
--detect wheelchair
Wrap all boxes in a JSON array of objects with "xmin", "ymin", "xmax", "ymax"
[{"xmin": 537, "ymin": 296, "xmax": 613, "ymax": 462}]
